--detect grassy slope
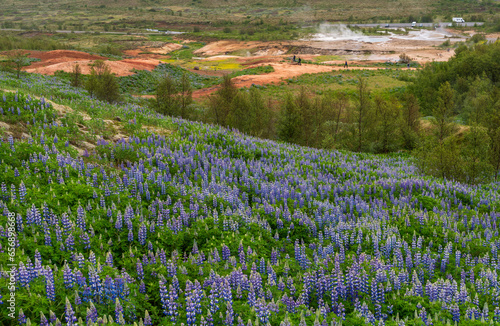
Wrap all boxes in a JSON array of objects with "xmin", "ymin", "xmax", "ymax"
[{"xmin": 1, "ymin": 67, "xmax": 500, "ymax": 326}]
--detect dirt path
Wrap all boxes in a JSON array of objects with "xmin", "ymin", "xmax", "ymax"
[
  {"xmin": 192, "ymin": 62, "xmax": 404, "ymax": 98},
  {"xmin": 25, "ymin": 53, "xmax": 162, "ymax": 76}
]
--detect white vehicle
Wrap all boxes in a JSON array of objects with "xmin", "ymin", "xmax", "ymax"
[
  {"xmin": 411, "ymin": 22, "xmax": 416, "ymax": 27},
  {"xmin": 452, "ymin": 17, "xmax": 465, "ymax": 23}
]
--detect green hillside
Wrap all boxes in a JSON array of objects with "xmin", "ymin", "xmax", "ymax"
[{"xmin": 1, "ymin": 60, "xmax": 500, "ymax": 326}]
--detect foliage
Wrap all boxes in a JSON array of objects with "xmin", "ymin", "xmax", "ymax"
[
  {"xmin": 0, "ymin": 33, "xmax": 69, "ymax": 51},
  {"xmin": 70, "ymin": 63, "xmax": 82, "ymax": 88},
  {"xmin": 409, "ymin": 42, "xmax": 500, "ymax": 116},
  {"xmin": 154, "ymin": 73, "xmax": 193, "ymax": 119},
  {"xmin": 85, "ymin": 60, "xmax": 120, "ymax": 103},
  {"xmin": 228, "ymin": 65, "xmax": 274, "ymax": 78},
  {"xmin": 1, "ymin": 49, "xmax": 31, "ymax": 79},
  {"xmin": 119, "ymin": 63, "xmax": 218, "ymax": 95},
  {"xmin": 410, "ymin": 43, "xmax": 500, "ymax": 182}
]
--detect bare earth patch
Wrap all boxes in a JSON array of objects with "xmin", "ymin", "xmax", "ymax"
[
  {"xmin": 192, "ymin": 62, "xmax": 391, "ymax": 98},
  {"xmin": 145, "ymin": 43, "xmax": 183, "ymax": 54},
  {"xmin": 194, "ymin": 41, "xmax": 286, "ymax": 56},
  {"xmin": 18, "ymin": 50, "xmax": 161, "ymax": 76}
]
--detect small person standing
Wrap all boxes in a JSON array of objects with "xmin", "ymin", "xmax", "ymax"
[
  {"xmin": 293, "ymin": 55, "xmax": 296, "ymax": 63},
  {"xmin": 298, "ymin": 58, "xmax": 302, "ymax": 65},
  {"xmin": 344, "ymin": 60, "xmax": 348, "ymax": 68}
]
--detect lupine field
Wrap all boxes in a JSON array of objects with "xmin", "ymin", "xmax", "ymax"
[{"xmin": 1, "ymin": 71, "xmax": 500, "ymax": 326}]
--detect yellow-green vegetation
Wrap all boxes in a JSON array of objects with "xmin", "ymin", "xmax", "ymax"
[
  {"xmin": 163, "ymin": 57, "xmax": 242, "ymax": 72},
  {"xmin": 158, "ymin": 41, "xmax": 245, "ymax": 72},
  {"xmin": 256, "ymin": 69, "xmax": 413, "ymax": 101},
  {"xmin": 190, "ymin": 59, "xmax": 242, "ymax": 71},
  {"xmin": 314, "ymin": 55, "xmax": 344, "ymax": 63},
  {"xmin": 229, "ymin": 48, "xmax": 260, "ymax": 56}
]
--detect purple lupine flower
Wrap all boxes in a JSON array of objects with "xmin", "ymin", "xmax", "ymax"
[
  {"xmin": 86, "ymin": 307, "xmax": 95, "ymax": 325},
  {"xmin": 451, "ymin": 303, "xmax": 460, "ymax": 323},
  {"xmin": 75, "ymin": 291, "xmax": 81, "ymax": 306},
  {"xmin": 88, "ymin": 267, "xmax": 102, "ymax": 298},
  {"xmin": 222, "ymin": 244, "xmax": 230, "ymax": 261},
  {"xmin": 18, "ymin": 308, "xmax": 26, "ymax": 325},
  {"xmin": 63, "ymin": 264, "xmax": 74, "ymax": 289},
  {"xmin": 103, "ymin": 275, "xmax": 117, "ymax": 302},
  {"xmin": 40, "ymin": 312, "xmax": 48, "ymax": 326},
  {"xmin": 18, "ymin": 262, "xmax": 29, "ymax": 287},
  {"xmin": 144, "ymin": 310, "xmax": 152, "ymax": 326},
  {"xmin": 255, "ymin": 298, "xmax": 270, "ymax": 324},
  {"xmin": 65, "ymin": 234, "xmax": 75, "ymax": 251},
  {"xmin": 89, "ymin": 302, "xmax": 98, "ymax": 323},
  {"xmin": 224, "ymin": 301, "xmax": 234, "ymax": 326},
  {"xmin": 49, "ymin": 310, "xmax": 56, "ymax": 324},
  {"xmin": 186, "ymin": 297, "xmax": 196, "ymax": 326},
  {"xmin": 209, "ymin": 282, "xmax": 219, "ymax": 314},
  {"xmin": 238, "ymin": 241, "xmax": 245, "ymax": 265},
  {"xmin": 76, "ymin": 205, "xmax": 86, "ymax": 231},
  {"xmin": 222, "ymin": 279, "xmax": 232, "ymax": 302},
  {"xmin": 167, "ymin": 259, "xmax": 177, "ymax": 277},
  {"xmin": 138, "ymin": 223, "xmax": 147, "ymax": 245},
  {"xmin": 80, "ymin": 232, "xmax": 91, "ymax": 249},
  {"xmin": 160, "ymin": 279, "xmax": 178, "ymax": 322},
  {"xmin": 65, "ymin": 297, "xmax": 77, "ymax": 326},
  {"xmin": 483, "ymin": 302, "xmax": 489, "ymax": 322},
  {"xmin": 338, "ymin": 302, "xmax": 346, "ymax": 320},
  {"xmin": 114, "ymin": 211, "xmax": 123, "ymax": 230},
  {"xmin": 45, "ymin": 278, "xmax": 56, "ymax": 301},
  {"xmin": 18, "ymin": 181, "xmax": 26, "ymax": 203},
  {"xmin": 193, "ymin": 280, "xmax": 203, "ymax": 315},
  {"xmin": 137, "ymin": 259, "xmax": 144, "ymax": 279},
  {"xmin": 247, "ymin": 283, "xmax": 256, "ymax": 307},
  {"xmin": 419, "ymin": 307, "xmax": 428, "ymax": 325},
  {"xmin": 115, "ymin": 298, "xmax": 124, "ymax": 324},
  {"xmin": 105, "ymin": 251, "xmax": 113, "ymax": 267},
  {"xmin": 494, "ymin": 307, "xmax": 500, "ymax": 322},
  {"xmin": 89, "ymin": 251, "xmax": 97, "ymax": 267}
]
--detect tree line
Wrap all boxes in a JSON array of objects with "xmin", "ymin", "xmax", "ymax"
[{"xmin": 409, "ymin": 42, "xmax": 500, "ymax": 183}]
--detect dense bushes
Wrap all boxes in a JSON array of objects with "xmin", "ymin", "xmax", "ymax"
[
  {"xmin": 85, "ymin": 60, "xmax": 121, "ymax": 103},
  {"xmin": 409, "ymin": 41, "xmax": 500, "ymax": 116},
  {"xmin": 409, "ymin": 42, "xmax": 500, "ymax": 182},
  {"xmin": 155, "ymin": 73, "xmax": 194, "ymax": 119},
  {"xmin": 206, "ymin": 75, "xmax": 274, "ymax": 139},
  {"xmin": 0, "ymin": 49, "xmax": 31, "ymax": 78},
  {"xmin": 119, "ymin": 63, "xmax": 218, "ymax": 94},
  {"xmin": 0, "ymin": 33, "xmax": 68, "ymax": 51}
]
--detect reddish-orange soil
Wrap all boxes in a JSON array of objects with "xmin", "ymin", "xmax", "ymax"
[
  {"xmin": 31, "ymin": 50, "xmax": 106, "ymax": 61},
  {"xmin": 192, "ymin": 62, "xmax": 402, "ymax": 98},
  {"xmin": 10, "ymin": 32, "xmax": 490, "ymax": 96},
  {"xmin": 22, "ymin": 50, "xmax": 162, "ymax": 76}
]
